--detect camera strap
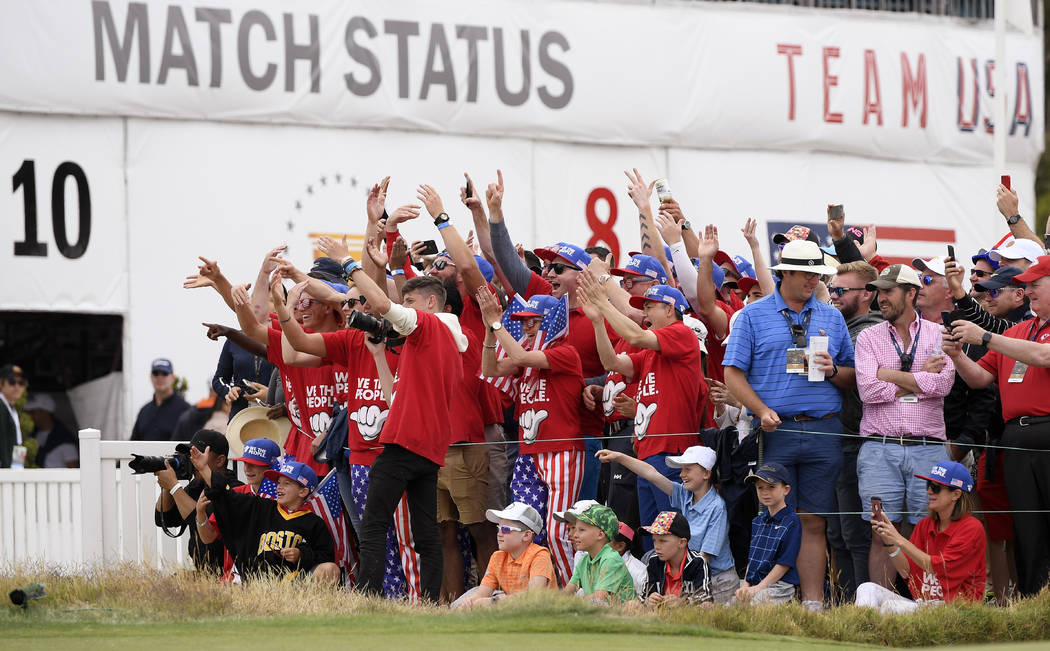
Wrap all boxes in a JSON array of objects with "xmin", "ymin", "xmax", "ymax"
[{"xmin": 887, "ymin": 315, "xmax": 920, "ymax": 372}]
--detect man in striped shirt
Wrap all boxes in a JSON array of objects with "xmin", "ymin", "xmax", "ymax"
[
  {"xmin": 854, "ymin": 264, "xmax": 955, "ymax": 589},
  {"xmin": 724, "ymin": 240, "xmax": 855, "ymax": 610}
]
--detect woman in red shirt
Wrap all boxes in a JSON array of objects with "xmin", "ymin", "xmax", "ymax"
[
  {"xmin": 857, "ymin": 460, "xmax": 986, "ymax": 613},
  {"xmin": 478, "ymin": 290, "xmax": 584, "ymax": 585}
]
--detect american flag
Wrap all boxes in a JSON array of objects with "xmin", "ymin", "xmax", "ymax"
[
  {"xmin": 483, "ymin": 294, "xmax": 569, "ymax": 398},
  {"xmin": 307, "ymin": 470, "xmax": 352, "ymax": 576}
]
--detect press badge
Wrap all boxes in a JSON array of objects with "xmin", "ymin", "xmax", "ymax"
[
  {"xmin": 899, "ymin": 394, "xmax": 919, "ymax": 403},
  {"xmin": 786, "ymin": 348, "xmax": 807, "ymax": 374},
  {"xmin": 1008, "ymin": 360, "xmax": 1028, "ymax": 383}
]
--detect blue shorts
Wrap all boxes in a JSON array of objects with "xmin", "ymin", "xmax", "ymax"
[
  {"xmin": 857, "ymin": 439, "xmax": 947, "ymax": 525},
  {"xmin": 762, "ymin": 417, "xmax": 843, "ymax": 515}
]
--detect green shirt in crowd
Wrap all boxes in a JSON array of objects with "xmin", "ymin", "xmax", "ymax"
[{"xmin": 569, "ymin": 543, "xmax": 636, "ymax": 603}]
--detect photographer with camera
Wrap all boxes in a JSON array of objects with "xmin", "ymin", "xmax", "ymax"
[
  {"xmin": 285, "ymin": 230, "xmax": 468, "ymax": 602},
  {"xmin": 148, "ymin": 429, "xmax": 243, "ymax": 573}
]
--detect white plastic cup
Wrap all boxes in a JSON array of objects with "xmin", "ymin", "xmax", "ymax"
[{"xmin": 808, "ymin": 336, "xmax": 830, "ymax": 382}]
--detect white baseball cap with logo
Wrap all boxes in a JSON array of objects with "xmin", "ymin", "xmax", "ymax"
[
  {"xmin": 990, "ymin": 238, "xmax": 1046, "ymax": 264},
  {"xmin": 552, "ymin": 499, "xmax": 600, "ymax": 524},
  {"xmin": 912, "ymin": 256, "xmax": 948, "ymax": 277},
  {"xmin": 486, "ymin": 501, "xmax": 544, "ymax": 534},
  {"xmin": 666, "ymin": 445, "xmax": 717, "ymax": 470}
]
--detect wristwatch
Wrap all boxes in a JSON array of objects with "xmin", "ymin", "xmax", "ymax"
[
  {"xmin": 681, "ymin": 220, "xmax": 692, "ymax": 231},
  {"xmin": 1006, "ymin": 214, "xmax": 1021, "ymax": 225},
  {"xmin": 433, "ymin": 212, "xmax": 450, "ymax": 227},
  {"xmin": 597, "ymin": 274, "xmax": 611, "ymax": 286},
  {"xmin": 490, "ymin": 321, "xmax": 503, "ymax": 332},
  {"xmin": 981, "ymin": 331, "xmax": 993, "ymax": 347}
]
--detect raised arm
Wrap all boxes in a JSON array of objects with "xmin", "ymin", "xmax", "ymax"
[
  {"xmin": 693, "ymin": 226, "xmax": 729, "ymax": 340},
  {"xmin": 997, "ymin": 184, "xmax": 1044, "ymax": 246},
  {"xmin": 418, "ymin": 184, "xmax": 488, "ymax": 295},
  {"xmin": 578, "ymin": 270, "xmax": 658, "ymax": 352},
  {"xmin": 250, "ymin": 245, "xmax": 288, "ymax": 325},
  {"xmin": 625, "ymin": 168, "xmax": 670, "ymax": 278},
  {"xmin": 576, "ymin": 280, "xmax": 636, "ymax": 378},
  {"xmin": 595, "ymin": 449, "xmax": 674, "ymax": 496},
  {"xmin": 951, "ymin": 319, "xmax": 1050, "ymax": 368},
  {"xmin": 657, "ymin": 210, "xmax": 699, "ymax": 308},
  {"xmin": 274, "ymin": 279, "xmax": 329, "ymax": 360},
  {"xmin": 476, "ymin": 289, "xmax": 548, "ymax": 371},
  {"xmin": 942, "ymin": 331, "xmax": 997, "ymax": 389},
  {"xmin": 486, "ymin": 170, "xmax": 536, "ymax": 297},
  {"xmin": 742, "ymin": 218, "xmax": 776, "ymax": 297}
]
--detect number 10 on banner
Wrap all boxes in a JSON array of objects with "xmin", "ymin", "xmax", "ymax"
[{"xmin": 12, "ymin": 160, "xmax": 91, "ymax": 259}]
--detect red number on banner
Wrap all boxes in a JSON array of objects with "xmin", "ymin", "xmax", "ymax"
[{"xmin": 585, "ymin": 187, "xmax": 619, "ymax": 262}]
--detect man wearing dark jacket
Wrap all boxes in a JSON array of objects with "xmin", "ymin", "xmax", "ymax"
[{"xmin": 827, "ymin": 262, "xmax": 883, "ymax": 601}]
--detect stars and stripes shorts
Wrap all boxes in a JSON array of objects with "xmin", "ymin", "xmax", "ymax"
[{"xmin": 510, "ymin": 449, "xmax": 584, "ymax": 585}]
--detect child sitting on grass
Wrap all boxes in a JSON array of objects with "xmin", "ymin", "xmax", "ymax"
[
  {"xmin": 191, "ymin": 446, "xmax": 339, "ymax": 583},
  {"xmin": 641, "ymin": 511, "xmax": 713, "ymax": 606},
  {"xmin": 558, "ymin": 504, "xmax": 636, "ymax": 604},
  {"xmin": 453, "ymin": 502, "xmax": 556, "ymax": 609},
  {"xmin": 596, "ymin": 445, "xmax": 737, "ymax": 602},
  {"xmin": 735, "ymin": 463, "xmax": 801, "ymax": 605}
]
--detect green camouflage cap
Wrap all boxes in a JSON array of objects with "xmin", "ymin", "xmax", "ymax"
[{"xmin": 576, "ymin": 504, "xmax": 619, "ymax": 543}]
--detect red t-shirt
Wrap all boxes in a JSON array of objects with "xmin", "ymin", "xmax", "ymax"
[
  {"xmin": 976, "ymin": 318, "xmax": 1050, "ymax": 421},
  {"xmin": 603, "ymin": 338, "xmax": 642, "ymax": 424},
  {"xmin": 267, "ymin": 328, "xmax": 333, "ymax": 476},
  {"xmin": 525, "ymin": 273, "xmax": 619, "ymax": 438},
  {"xmin": 321, "ymin": 329, "xmax": 401, "ymax": 466},
  {"xmin": 384, "ymin": 310, "xmax": 464, "ymax": 466},
  {"xmin": 515, "ymin": 342, "xmax": 585, "ymax": 455},
  {"xmin": 627, "ymin": 321, "xmax": 702, "ymax": 459},
  {"xmin": 701, "ymin": 300, "xmax": 733, "ymax": 383},
  {"xmin": 907, "ymin": 515, "xmax": 986, "ymax": 602},
  {"xmin": 451, "ymin": 329, "xmax": 486, "ymax": 444}
]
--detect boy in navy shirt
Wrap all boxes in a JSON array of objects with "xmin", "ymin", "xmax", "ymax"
[{"xmin": 735, "ymin": 463, "xmax": 801, "ymax": 604}]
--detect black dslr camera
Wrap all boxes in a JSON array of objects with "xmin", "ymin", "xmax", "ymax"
[
  {"xmin": 128, "ymin": 443, "xmax": 194, "ymax": 480},
  {"xmin": 346, "ymin": 311, "xmax": 406, "ymax": 349}
]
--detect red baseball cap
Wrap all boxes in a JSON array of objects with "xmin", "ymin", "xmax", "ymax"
[
  {"xmin": 1013, "ymin": 255, "xmax": 1050, "ymax": 284},
  {"xmin": 736, "ymin": 277, "xmax": 760, "ymax": 294}
]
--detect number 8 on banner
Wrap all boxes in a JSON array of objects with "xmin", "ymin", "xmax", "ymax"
[{"xmin": 585, "ymin": 187, "xmax": 619, "ymax": 262}]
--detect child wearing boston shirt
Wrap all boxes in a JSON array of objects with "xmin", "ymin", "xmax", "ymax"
[{"xmin": 191, "ymin": 445, "xmax": 339, "ymax": 582}]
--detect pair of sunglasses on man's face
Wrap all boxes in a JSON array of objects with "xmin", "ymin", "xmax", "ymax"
[
  {"xmin": 545, "ymin": 262, "xmax": 580, "ymax": 276},
  {"xmin": 341, "ymin": 296, "xmax": 367, "ymax": 307}
]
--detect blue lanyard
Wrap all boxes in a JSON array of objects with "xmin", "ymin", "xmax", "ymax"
[{"xmin": 887, "ymin": 316, "xmax": 921, "ymax": 372}]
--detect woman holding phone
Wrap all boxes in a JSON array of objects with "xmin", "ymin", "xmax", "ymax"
[{"xmin": 855, "ymin": 460, "xmax": 986, "ymax": 613}]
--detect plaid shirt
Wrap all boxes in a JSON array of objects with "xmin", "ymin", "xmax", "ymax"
[
  {"xmin": 855, "ymin": 316, "xmax": 955, "ymax": 439},
  {"xmin": 480, "ymin": 543, "xmax": 555, "ymax": 594},
  {"xmin": 745, "ymin": 504, "xmax": 801, "ymax": 586}
]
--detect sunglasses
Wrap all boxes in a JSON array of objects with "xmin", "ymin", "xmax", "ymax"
[
  {"xmin": 498, "ymin": 525, "xmax": 527, "ymax": 535},
  {"xmin": 623, "ymin": 276, "xmax": 656, "ymax": 289},
  {"xmin": 828, "ymin": 286, "xmax": 865, "ymax": 298},
  {"xmin": 544, "ymin": 262, "xmax": 580, "ymax": 275},
  {"xmin": 431, "ymin": 259, "xmax": 454, "ymax": 271},
  {"xmin": 342, "ymin": 296, "xmax": 367, "ymax": 307},
  {"xmin": 920, "ymin": 275, "xmax": 938, "ymax": 286},
  {"xmin": 926, "ymin": 481, "xmax": 945, "ymax": 494},
  {"xmin": 971, "ymin": 269, "xmax": 992, "ymax": 279},
  {"xmin": 296, "ymin": 297, "xmax": 317, "ymax": 310},
  {"xmin": 5, "ymin": 377, "xmax": 28, "ymax": 386},
  {"xmin": 151, "ymin": 370, "xmax": 170, "ymax": 377}
]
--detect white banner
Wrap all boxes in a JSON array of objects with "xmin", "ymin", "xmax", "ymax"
[
  {"xmin": 0, "ymin": 1, "xmax": 1041, "ymax": 166},
  {"xmin": 0, "ymin": 113, "xmax": 127, "ymax": 313}
]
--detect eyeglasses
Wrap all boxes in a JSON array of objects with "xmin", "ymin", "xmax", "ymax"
[
  {"xmin": 971, "ymin": 269, "xmax": 992, "ymax": 279},
  {"xmin": 623, "ymin": 276, "xmax": 655, "ymax": 289},
  {"xmin": 828, "ymin": 287, "xmax": 865, "ymax": 298},
  {"xmin": 431, "ymin": 259, "xmax": 455, "ymax": 271},
  {"xmin": 498, "ymin": 525, "xmax": 527, "ymax": 535},
  {"xmin": 296, "ymin": 297, "xmax": 317, "ymax": 310},
  {"xmin": 926, "ymin": 481, "xmax": 944, "ymax": 494},
  {"xmin": 5, "ymin": 378, "xmax": 28, "ymax": 386},
  {"xmin": 920, "ymin": 275, "xmax": 937, "ymax": 286},
  {"xmin": 151, "ymin": 371, "xmax": 170, "ymax": 378},
  {"xmin": 544, "ymin": 262, "xmax": 580, "ymax": 275},
  {"xmin": 342, "ymin": 296, "xmax": 367, "ymax": 307}
]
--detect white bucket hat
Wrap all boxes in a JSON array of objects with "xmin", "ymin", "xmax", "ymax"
[{"xmin": 772, "ymin": 241, "xmax": 839, "ymax": 276}]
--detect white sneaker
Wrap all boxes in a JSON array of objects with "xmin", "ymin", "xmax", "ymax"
[{"xmin": 802, "ymin": 600, "xmax": 824, "ymax": 612}]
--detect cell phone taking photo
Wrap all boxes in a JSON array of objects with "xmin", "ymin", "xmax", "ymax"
[
  {"xmin": 419, "ymin": 239, "xmax": 440, "ymax": 256},
  {"xmin": 828, "ymin": 204, "xmax": 844, "ymax": 221}
]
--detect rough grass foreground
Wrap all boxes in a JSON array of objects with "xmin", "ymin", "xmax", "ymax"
[{"xmin": 1, "ymin": 565, "xmax": 1049, "ymax": 647}]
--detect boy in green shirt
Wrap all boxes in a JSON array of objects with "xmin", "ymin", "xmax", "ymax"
[{"xmin": 558, "ymin": 504, "xmax": 636, "ymax": 604}]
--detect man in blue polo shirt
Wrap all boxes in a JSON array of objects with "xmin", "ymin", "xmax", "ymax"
[{"xmin": 723, "ymin": 240, "xmax": 855, "ymax": 610}]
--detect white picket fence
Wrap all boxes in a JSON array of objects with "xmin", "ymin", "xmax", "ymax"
[{"xmin": 0, "ymin": 429, "xmax": 192, "ymax": 569}]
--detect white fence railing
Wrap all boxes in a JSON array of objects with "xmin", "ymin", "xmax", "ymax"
[{"xmin": 1, "ymin": 429, "xmax": 193, "ymax": 569}]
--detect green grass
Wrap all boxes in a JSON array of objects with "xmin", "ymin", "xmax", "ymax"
[{"xmin": 1, "ymin": 565, "xmax": 1048, "ymax": 648}]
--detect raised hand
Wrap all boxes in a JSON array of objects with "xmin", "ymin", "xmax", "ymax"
[
  {"xmin": 416, "ymin": 184, "xmax": 446, "ymax": 219},
  {"xmin": 587, "ymin": 253, "xmax": 611, "ymax": 276},
  {"xmin": 231, "ymin": 283, "xmax": 252, "ymax": 307},
  {"xmin": 475, "ymin": 287, "xmax": 503, "ymax": 325},
  {"xmin": 365, "ymin": 234, "xmax": 389, "ymax": 268},
  {"xmin": 944, "ymin": 258, "xmax": 966, "ymax": 297},
  {"xmin": 997, "ymin": 184, "xmax": 1019, "ymax": 218},
  {"xmin": 317, "ymin": 235, "xmax": 350, "ymax": 262},
  {"xmin": 387, "ymin": 204, "xmax": 422, "ymax": 231},
  {"xmin": 697, "ymin": 225, "xmax": 719, "ymax": 259},
  {"xmin": 655, "ymin": 210, "xmax": 682, "ymax": 245},
  {"xmin": 268, "ymin": 270, "xmax": 285, "ymax": 306},
  {"xmin": 826, "ymin": 205, "xmax": 845, "ymax": 240},
  {"xmin": 741, "ymin": 218, "xmax": 759, "ymax": 248},
  {"xmin": 485, "ymin": 169, "xmax": 505, "ymax": 214},
  {"xmin": 390, "ymin": 236, "xmax": 409, "ymax": 270},
  {"xmin": 460, "ymin": 172, "xmax": 485, "ymax": 213},
  {"xmin": 202, "ymin": 322, "xmax": 229, "ymax": 341},
  {"xmin": 260, "ymin": 245, "xmax": 288, "ymax": 275},
  {"xmin": 197, "ymin": 256, "xmax": 223, "ymax": 282},
  {"xmin": 660, "ymin": 197, "xmax": 685, "ymax": 223},
  {"xmin": 624, "ymin": 168, "xmax": 654, "ymax": 212},
  {"xmin": 366, "ymin": 176, "xmax": 391, "ymax": 224},
  {"xmin": 577, "ymin": 270, "xmax": 609, "ymax": 306},
  {"xmin": 183, "ymin": 273, "xmax": 214, "ymax": 289},
  {"xmin": 465, "ymin": 230, "xmax": 479, "ymax": 254},
  {"xmin": 858, "ymin": 225, "xmax": 877, "ymax": 260},
  {"xmin": 575, "ymin": 280, "xmax": 604, "ymax": 323}
]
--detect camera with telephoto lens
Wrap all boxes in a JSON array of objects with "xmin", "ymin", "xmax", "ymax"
[
  {"xmin": 346, "ymin": 311, "xmax": 406, "ymax": 349},
  {"xmin": 128, "ymin": 443, "xmax": 194, "ymax": 480}
]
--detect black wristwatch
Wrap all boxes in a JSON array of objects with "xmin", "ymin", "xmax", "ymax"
[
  {"xmin": 1006, "ymin": 214, "xmax": 1021, "ymax": 225},
  {"xmin": 681, "ymin": 220, "xmax": 692, "ymax": 231},
  {"xmin": 981, "ymin": 331, "xmax": 993, "ymax": 347},
  {"xmin": 433, "ymin": 212, "xmax": 450, "ymax": 227}
]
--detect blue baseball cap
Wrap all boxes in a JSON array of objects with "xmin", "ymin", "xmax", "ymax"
[
  {"xmin": 234, "ymin": 438, "xmax": 282, "ymax": 467},
  {"xmin": 628, "ymin": 245, "xmax": 673, "ymax": 262},
  {"xmin": 971, "ymin": 249, "xmax": 1001, "ymax": 270},
  {"xmin": 151, "ymin": 358, "xmax": 174, "ymax": 374},
  {"xmin": 509, "ymin": 294, "xmax": 559, "ymax": 320},
  {"xmin": 629, "ymin": 285, "xmax": 689, "ymax": 314},
  {"xmin": 914, "ymin": 460, "xmax": 974, "ymax": 493},
  {"xmin": 745, "ymin": 462, "xmax": 791, "ymax": 486},
  {"xmin": 264, "ymin": 460, "xmax": 318, "ymax": 491},
  {"xmin": 474, "ymin": 255, "xmax": 495, "ymax": 282},
  {"xmin": 611, "ymin": 254, "xmax": 668, "ymax": 284},
  {"xmin": 535, "ymin": 242, "xmax": 591, "ymax": 270},
  {"xmin": 732, "ymin": 255, "xmax": 757, "ymax": 279}
]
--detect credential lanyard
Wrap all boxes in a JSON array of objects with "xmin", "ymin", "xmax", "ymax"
[
  {"xmin": 779, "ymin": 309, "xmax": 812, "ymax": 348},
  {"xmin": 888, "ymin": 317, "xmax": 921, "ymax": 371},
  {"xmin": 1028, "ymin": 319, "xmax": 1050, "ymax": 342}
]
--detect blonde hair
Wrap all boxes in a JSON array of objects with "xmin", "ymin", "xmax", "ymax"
[{"xmin": 835, "ymin": 261, "xmax": 878, "ymax": 284}]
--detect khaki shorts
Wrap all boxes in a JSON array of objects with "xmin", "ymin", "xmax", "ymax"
[{"xmin": 437, "ymin": 444, "xmax": 490, "ymax": 525}]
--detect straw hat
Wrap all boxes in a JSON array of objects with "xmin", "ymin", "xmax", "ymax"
[{"xmin": 225, "ymin": 406, "xmax": 289, "ymax": 459}]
